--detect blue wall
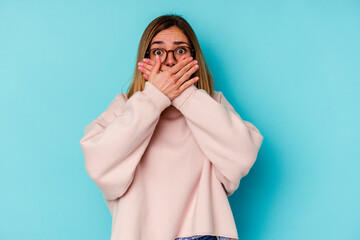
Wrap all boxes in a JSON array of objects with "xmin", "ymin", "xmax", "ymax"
[{"xmin": 1, "ymin": 0, "xmax": 359, "ymax": 239}]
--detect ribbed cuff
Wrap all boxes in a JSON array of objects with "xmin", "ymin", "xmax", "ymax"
[
  {"xmin": 171, "ymin": 84, "xmax": 197, "ymax": 110},
  {"xmin": 142, "ymin": 81, "xmax": 171, "ymax": 112}
]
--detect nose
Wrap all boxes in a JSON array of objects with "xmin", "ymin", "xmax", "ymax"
[{"xmin": 164, "ymin": 51, "xmax": 177, "ymax": 67}]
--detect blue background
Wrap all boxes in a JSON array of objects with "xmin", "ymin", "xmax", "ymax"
[{"xmin": 1, "ymin": 0, "xmax": 359, "ymax": 239}]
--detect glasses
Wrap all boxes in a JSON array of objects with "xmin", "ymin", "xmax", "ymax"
[{"xmin": 145, "ymin": 46, "xmax": 195, "ymax": 63}]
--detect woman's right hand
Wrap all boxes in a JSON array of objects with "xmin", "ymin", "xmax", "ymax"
[{"xmin": 147, "ymin": 54, "xmax": 199, "ymax": 101}]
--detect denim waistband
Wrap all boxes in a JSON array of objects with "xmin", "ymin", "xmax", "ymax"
[{"xmin": 175, "ymin": 235, "xmax": 229, "ymax": 240}]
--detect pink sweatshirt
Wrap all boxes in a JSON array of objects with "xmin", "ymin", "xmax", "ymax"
[{"xmin": 79, "ymin": 81, "xmax": 263, "ymax": 240}]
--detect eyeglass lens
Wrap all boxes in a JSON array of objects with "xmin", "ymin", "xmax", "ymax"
[{"xmin": 149, "ymin": 47, "xmax": 192, "ymax": 62}]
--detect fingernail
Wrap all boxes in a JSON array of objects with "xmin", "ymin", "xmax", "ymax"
[{"xmin": 188, "ymin": 57, "xmax": 193, "ymax": 61}]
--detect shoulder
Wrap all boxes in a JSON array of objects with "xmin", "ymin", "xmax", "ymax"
[
  {"xmin": 210, "ymin": 90, "xmax": 261, "ymax": 134},
  {"xmin": 210, "ymin": 89, "xmax": 236, "ymax": 112},
  {"xmin": 210, "ymin": 90, "xmax": 223, "ymax": 103},
  {"xmin": 97, "ymin": 92, "xmax": 128, "ymax": 124},
  {"xmin": 113, "ymin": 92, "xmax": 128, "ymax": 105},
  {"xmin": 105, "ymin": 92, "xmax": 128, "ymax": 113}
]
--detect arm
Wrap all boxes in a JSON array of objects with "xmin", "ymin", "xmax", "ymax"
[
  {"xmin": 79, "ymin": 81, "xmax": 171, "ymax": 200},
  {"xmin": 171, "ymin": 84, "xmax": 264, "ymax": 196}
]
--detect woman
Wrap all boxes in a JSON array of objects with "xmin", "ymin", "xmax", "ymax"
[{"xmin": 80, "ymin": 14, "xmax": 263, "ymax": 240}]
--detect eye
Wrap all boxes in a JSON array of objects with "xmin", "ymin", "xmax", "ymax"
[
  {"xmin": 153, "ymin": 49, "xmax": 164, "ymax": 55},
  {"xmin": 176, "ymin": 47, "xmax": 187, "ymax": 55}
]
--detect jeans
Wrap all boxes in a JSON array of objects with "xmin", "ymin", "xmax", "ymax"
[
  {"xmin": 194, "ymin": 237, "xmax": 217, "ymax": 240},
  {"xmin": 175, "ymin": 236, "xmax": 227, "ymax": 240}
]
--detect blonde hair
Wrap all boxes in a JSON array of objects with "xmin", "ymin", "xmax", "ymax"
[{"xmin": 126, "ymin": 14, "xmax": 214, "ymax": 99}]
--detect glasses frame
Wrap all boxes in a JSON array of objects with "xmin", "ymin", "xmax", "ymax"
[{"xmin": 145, "ymin": 46, "xmax": 196, "ymax": 63}]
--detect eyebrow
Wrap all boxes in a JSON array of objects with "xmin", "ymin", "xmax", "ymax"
[{"xmin": 150, "ymin": 41, "xmax": 189, "ymax": 46}]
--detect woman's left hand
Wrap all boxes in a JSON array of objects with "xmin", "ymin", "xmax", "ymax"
[{"xmin": 137, "ymin": 58, "xmax": 171, "ymax": 80}]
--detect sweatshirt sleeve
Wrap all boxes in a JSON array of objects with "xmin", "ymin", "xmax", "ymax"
[
  {"xmin": 171, "ymin": 84, "xmax": 264, "ymax": 196},
  {"xmin": 79, "ymin": 81, "xmax": 171, "ymax": 201}
]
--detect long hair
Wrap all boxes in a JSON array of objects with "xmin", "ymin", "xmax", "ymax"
[{"xmin": 126, "ymin": 14, "xmax": 214, "ymax": 99}]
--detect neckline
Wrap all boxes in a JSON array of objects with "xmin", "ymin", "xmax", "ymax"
[{"xmin": 160, "ymin": 105, "xmax": 183, "ymax": 119}]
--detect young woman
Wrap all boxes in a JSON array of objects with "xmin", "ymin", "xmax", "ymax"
[{"xmin": 80, "ymin": 14, "xmax": 263, "ymax": 240}]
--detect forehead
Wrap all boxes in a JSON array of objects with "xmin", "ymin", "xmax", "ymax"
[{"xmin": 151, "ymin": 26, "xmax": 189, "ymax": 44}]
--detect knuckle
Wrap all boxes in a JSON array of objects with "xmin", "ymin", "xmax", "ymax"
[
  {"xmin": 185, "ymin": 66, "xmax": 193, "ymax": 73},
  {"xmin": 174, "ymin": 88, "xmax": 181, "ymax": 95},
  {"xmin": 187, "ymin": 62, "xmax": 194, "ymax": 68},
  {"xmin": 169, "ymin": 75, "xmax": 176, "ymax": 83},
  {"xmin": 183, "ymin": 71, "xmax": 191, "ymax": 78}
]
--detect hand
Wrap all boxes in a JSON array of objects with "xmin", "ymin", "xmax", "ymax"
[
  {"xmin": 143, "ymin": 54, "xmax": 199, "ymax": 101},
  {"xmin": 137, "ymin": 58, "xmax": 171, "ymax": 80},
  {"xmin": 137, "ymin": 55, "xmax": 198, "ymax": 81}
]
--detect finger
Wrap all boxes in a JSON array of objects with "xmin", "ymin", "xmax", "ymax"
[
  {"xmin": 138, "ymin": 64, "xmax": 152, "ymax": 76},
  {"xmin": 172, "ymin": 60, "xmax": 198, "ymax": 81},
  {"xmin": 141, "ymin": 61, "xmax": 154, "ymax": 69},
  {"xmin": 143, "ymin": 58, "xmax": 171, "ymax": 72},
  {"xmin": 143, "ymin": 58, "xmax": 154, "ymax": 65},
  {"xmin": 178, "ymin": 76, "xmax": 199, "ymax": 92},
  {"xmin": 144, "ymin": 61, "xmax": 170, "ymax": 73},
  {"xmin": 149, "ymin": 55, "xmax": 161, "ymax": 78},
  {"xmin": 178, "ymin": 55, "xmax": 187, "ymax": 61},
  {"xmin": 139, "ymin": 60, "xmax": 169, "ymax": 74},
  {"xmin": 139, "ymin": 58, "xmax": 155, "ymax": 72},
  {"xmin": 143, "ymin": 73, "xmax": 149, "ymax": 80},
  {"xmin": 167, "ymin": 56, "xmax": 193, "ymax": 75},
  {"xmin": 175, "ymin": 62, "xmax": 199, "ymax": 87}
]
